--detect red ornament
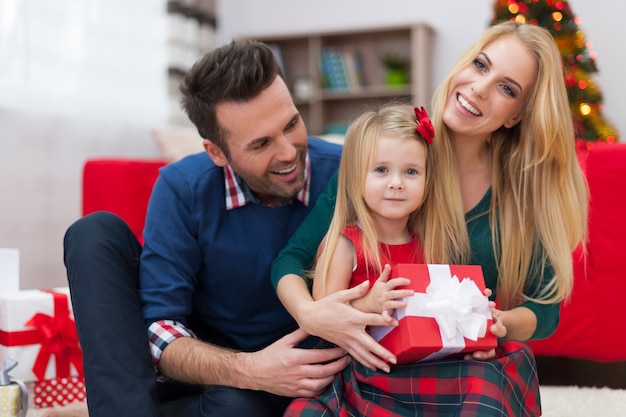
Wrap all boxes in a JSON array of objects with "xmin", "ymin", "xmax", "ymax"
[{"xmin": 517, "ymin": 3, "xmax": 528, "ymax": 13}]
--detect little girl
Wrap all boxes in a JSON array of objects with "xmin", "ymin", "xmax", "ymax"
[{"xmin": 311, "ymin": 103, "xmax": 434, "ymax": 324}]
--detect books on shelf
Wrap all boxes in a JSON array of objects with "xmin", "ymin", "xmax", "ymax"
[{"xmin": 320, "ymin": 46, "xmax": 365, "ymax": 92}]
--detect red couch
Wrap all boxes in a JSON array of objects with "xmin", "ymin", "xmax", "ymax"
[
  {"xmin": 528, "ymin": 143, "xmax": 626, "ymax": 362},
  {"xmin": 82, "ymin": 159, "xmax": 165, "ymax": 245},
  {"xmin": 81, "ymin": 143, "xmax": 626, "ymax": 373}
]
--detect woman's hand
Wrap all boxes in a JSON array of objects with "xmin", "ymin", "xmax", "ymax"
[
  {"xmin": 489, "ymin": 303, "xmax": 508, "ymax": 338},
  {"xmin": 463, "ymin": 290, "xmax": 506, "ymax": 361},
  {"xmin": 277, "ymin": 271, "xmax": 399, "ymax": 372},
  {"xmin": 300, "ymin": 283, "xmax": 399, "ymax": 372},
  {"xmin": 245, "ymin": 328, "xmax": 350, "ymax": 397}
]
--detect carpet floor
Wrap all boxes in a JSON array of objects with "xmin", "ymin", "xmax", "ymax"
[
  {"xmin": 25, "ymin": 386, "xmax": 626, "ymax": 416},
  {"xmin": 540, "ymin": 385, "xmax": 626, "ymax": 417}
]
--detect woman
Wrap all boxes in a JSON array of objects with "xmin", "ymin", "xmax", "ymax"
[{"xmin": 271, "ymin": 21, "xmax": 588, "ymax": 416}]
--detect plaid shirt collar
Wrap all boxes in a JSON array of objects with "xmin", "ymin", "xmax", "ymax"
[{"xmin": 223, "ymin": 154, "xmax": 311, "ymax": 210}]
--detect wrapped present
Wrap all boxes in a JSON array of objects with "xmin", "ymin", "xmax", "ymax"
[
  {"xmin": 0, "ymin": 358, "xmax": 29, "ymax": 417},
  {"xmin": 369, "ymin": 264, "xmax": 497, "ymax": 365},
  {"xmin": 31, "ymin": 376, "xmax": 86, "ymax": 409},
  {"xmin": 0, "ymin": 288, "xmax": 83, "ymax": 383}
]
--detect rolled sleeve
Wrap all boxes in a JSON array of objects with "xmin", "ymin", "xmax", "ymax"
[{"xmin": 148, "ymin": 319, "xmax": 196, "ymax": 366}]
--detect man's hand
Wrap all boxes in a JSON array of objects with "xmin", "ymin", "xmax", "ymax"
[
  {"xmin": 158, "ymin": 329, "xmax": 347, "ymax": 397},
  {"xmin": 242, "ymin": 328, "xmax": 350, "ymax": 397}
]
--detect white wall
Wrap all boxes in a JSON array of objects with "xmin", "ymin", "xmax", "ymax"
[
  {"xmin": 0, "ymin": 0, "xmax": 168, "ymax": 127},
  {"xmin": 218, "ymin": 0, "xmax": 625, "ymax": 140},
  {"xmin": 0, "ymin": 106, "xmax": 161, "ymax": 290},
  {"xmin": 0, "ymin": 0, "xmax": 168, "ymax": 290}
]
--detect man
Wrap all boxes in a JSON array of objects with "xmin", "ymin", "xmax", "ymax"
[{"xmin": 63, "ymin": 39, "xmax": 348, "ymax": 417}]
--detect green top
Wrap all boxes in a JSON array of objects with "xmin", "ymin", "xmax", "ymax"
[{"xmin": 270, "ymin": 171, "xmax": 559, "ymax": 340}]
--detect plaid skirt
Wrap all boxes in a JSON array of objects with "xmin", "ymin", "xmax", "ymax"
[{"xmin": 284, "ymin": 340, "xmax": 541, "ymax": 417}]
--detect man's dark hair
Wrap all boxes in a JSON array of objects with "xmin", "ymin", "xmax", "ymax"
[{"xmin": 179, "ymin": 38, "xmax": 283, "ymax": 154}]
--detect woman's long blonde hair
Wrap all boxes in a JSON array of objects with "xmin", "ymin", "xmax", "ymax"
[
  {"xmin": 314, "ymin": 104, "xmax": 434, "ymax": 296},
  {"xmin": 423, "ymin": 21, "xmax": 588, "ymax": 309}
]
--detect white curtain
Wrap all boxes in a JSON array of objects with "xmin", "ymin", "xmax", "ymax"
[{"xmin": 0, "ymin": 0, "xmax": 168, "ymax": 127}]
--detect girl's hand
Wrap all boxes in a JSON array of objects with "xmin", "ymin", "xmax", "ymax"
[{"xmin": 365, "ymin": 264, "xmax": 414, "ymax": 321}]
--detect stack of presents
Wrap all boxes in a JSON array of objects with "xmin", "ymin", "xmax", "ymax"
[
  {"xmin": 0, "ymin": 249, "xmax": 85, "ymax": 416},
  {"xmin": 0, "ymin": 247, "xmax": 497, "ymax": 416}
]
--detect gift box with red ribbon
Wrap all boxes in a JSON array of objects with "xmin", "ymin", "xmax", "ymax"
[
  {"xmin": 369, "ymin": 264, "xmax": 497, "ymax": 365},
  {"xmin": 0, "ymin": 288, "xmax": 83, "ymax": 383}
]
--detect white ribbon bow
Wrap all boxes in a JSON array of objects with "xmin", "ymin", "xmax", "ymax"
[{"xmin": 370, "ymin": 264, "xmax": 492, "ymax": 361}]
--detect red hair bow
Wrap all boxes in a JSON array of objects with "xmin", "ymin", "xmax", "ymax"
[{"xmin": 414, "ymin": 106, "xmax": 434, "ymax": 144}]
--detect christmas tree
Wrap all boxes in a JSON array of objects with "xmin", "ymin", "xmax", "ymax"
[{"xmin": 491, "ymin": 0, "xmax": 619, "ymax": 149}]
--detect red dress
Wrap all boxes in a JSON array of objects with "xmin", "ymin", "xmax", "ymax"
[{"xmin": 341, "ymin": 223, "xmax": 424, "ymax": 289}]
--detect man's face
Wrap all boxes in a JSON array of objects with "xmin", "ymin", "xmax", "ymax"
[{"xmin": 208, "ymin": 77, "xmax": 309, "ymax": 206}]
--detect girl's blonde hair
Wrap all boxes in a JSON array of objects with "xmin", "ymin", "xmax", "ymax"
[
  {"xmin": 314, "ymin": 104, "xmax": 434, "ymax": 296},
  {"xmin": 425, "ymin": 21, "xmax": 588, "ymax": 308}
]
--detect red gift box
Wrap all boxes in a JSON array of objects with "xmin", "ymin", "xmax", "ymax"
[
  {"xmin": 369, "ymin": 264, "xmax": 497, "ymax": 365},
  {"xmin": 31, "ymin": 376, "xmax": 86, "ymax": 409}
]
